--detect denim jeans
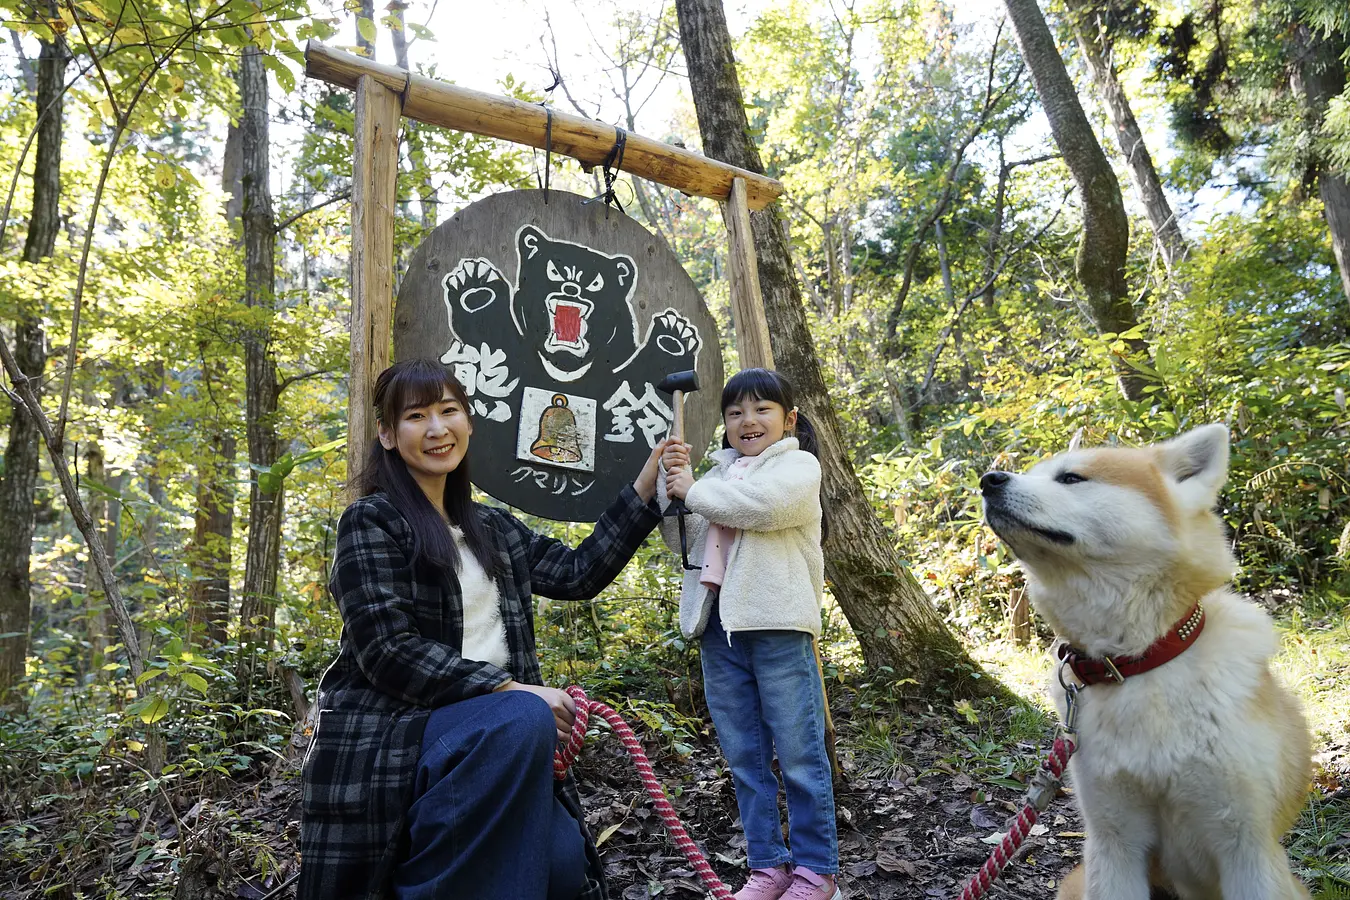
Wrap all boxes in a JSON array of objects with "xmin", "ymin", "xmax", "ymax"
[
  {"xmin": 391, "ymin": 691, "xmax": 589, "ymax": 900},
  {"xmin": 700, "ymin": 602, "xmax": 838, "ymax": 874}
]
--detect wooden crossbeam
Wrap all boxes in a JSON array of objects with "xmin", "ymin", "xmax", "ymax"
[{"xmin": 304, "ymin": 41, "xmax": 784, "ymax": 210}]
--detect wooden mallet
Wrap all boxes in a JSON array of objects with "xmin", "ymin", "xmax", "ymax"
[{"xmin": 656, "ymin": 369, "xmax": 700, "ymax": 570}]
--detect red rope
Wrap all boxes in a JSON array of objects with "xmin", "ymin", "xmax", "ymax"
[
  {"xmin": 556, "ymin": 686, "xmax": 1073, "ymax": 900},
  {"xmin": 555, "ymin": 686, "xmax": 734, "ymax": 900},
  {"xmin": 955, "ymin": 736, "xmax": 1076, "ymax": 900}
]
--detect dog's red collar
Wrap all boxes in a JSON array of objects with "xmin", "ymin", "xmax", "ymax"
[{"xmin": 1057, "ymin": 602, "xmax": 1206, "ymax": 686}]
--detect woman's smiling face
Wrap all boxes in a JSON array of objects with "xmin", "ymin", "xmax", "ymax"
[{"xmin": 379, "ymin": 387, "xmax": 473, "ymax": 498}]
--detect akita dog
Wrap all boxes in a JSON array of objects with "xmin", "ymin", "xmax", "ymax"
[{"xmin": 980, "ymin": 424, "xmax": 1312, "ymax": 900}]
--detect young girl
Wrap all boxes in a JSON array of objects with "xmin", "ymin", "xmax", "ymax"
[
  {"xmin": 300, "ymin": 358, "xmax": 667, "ymax": 900},
  {"xmin": 661, "ymin": 368, "xmax": 841, "ymax": 900}
]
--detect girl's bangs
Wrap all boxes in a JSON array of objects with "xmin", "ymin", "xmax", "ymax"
[{"xmin": 721, "ymin": 368, "xmax": 789, "ymax": 411}]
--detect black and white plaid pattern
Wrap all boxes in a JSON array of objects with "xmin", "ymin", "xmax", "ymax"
[{"xmin": 298, "ymin": 485, "xmax": 660, "ymax": 900}]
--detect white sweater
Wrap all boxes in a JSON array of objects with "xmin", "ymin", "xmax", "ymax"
[
  {"xmin": 450, "ymin": 526, "xmax": 510, "ymax": 668},
  {"xmin": 659, "ymin": 437, "xmax": 825, "ymax": 639}
]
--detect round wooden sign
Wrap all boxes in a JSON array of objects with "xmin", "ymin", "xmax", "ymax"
[{"xmin": 395, "ymin": 189, "xmax": 724, "ymax": 522}]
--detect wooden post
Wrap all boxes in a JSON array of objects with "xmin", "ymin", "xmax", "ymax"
[
  {"xmin": 724, "ymin": 177, "xmax": 775, "ymax": 369},
  {"xmin": 347, "ymin": 75, "xmax": 401, "ymax": 488}
]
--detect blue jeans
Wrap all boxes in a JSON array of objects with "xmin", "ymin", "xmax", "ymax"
[
  {"xmin": 700, "ymin": 603, "xmax": 838, "ymax": 874},
  {"xmin": 391, "ymin": 691, "xmax": 589, "ymax": 900}
]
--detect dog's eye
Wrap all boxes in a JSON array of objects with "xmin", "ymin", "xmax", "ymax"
[{"xmin": 1056, "ymin": 472, "xmax": 1087, "ymax": 485}]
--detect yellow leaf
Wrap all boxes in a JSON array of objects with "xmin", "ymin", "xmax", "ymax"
[
  {"xmin": 169, "ymin": 75, "xmax": 185, "ymax": 94},
  {"xmin": 114, "ymin": 26, "xmax": 143, "ymax": 44},
  {"xmin": 594, "ymin": 821, "xmax": 622, "ymax": 847},
  {"xmin": 154, "ymin": 164, "xmax": 176, "ymax": 188},
  {"xmin": 125, "ymin": 739, "xmax": 145, "ymax": 752}
]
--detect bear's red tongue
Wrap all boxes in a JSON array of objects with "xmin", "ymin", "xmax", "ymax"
[{"xmin": 553, "ymin": 305, "xmax": 582, "ymax": 343}]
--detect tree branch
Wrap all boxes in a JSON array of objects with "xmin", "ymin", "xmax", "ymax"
[
  {"xmin": 277, "ymin": 367, "xmax": 336, "ymax": 393},
  {"xmin": 884, "ymin": 31, "xmax": 1020, "ymax": 344},
  {"xmin": 274, "ymin": 190, "xmax": 350, "ymax": 233}
]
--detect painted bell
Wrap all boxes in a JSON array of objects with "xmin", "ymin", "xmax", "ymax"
[{"xmin": 530, "ymin": 394, "xmax": 583, "ymax": 463}]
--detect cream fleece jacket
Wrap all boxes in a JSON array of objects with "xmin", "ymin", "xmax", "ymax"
[{"xmin": 658, "ymin": 437, "xmax": 825, "ymax": 639}]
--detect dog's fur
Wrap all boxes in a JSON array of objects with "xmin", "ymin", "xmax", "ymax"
[{"xmin": 982, "ymin": 425, "xmax": 1312, "ymax": 900}]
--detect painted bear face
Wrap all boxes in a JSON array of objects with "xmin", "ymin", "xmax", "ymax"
[{"xmin": 512, "ymin": 224, "xmax": 638, "ymax": 381}]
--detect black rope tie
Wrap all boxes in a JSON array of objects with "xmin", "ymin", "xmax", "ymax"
[
  {"xmin": 541, "ymin": 107, "xmax": 553, "ymax": 203},
  {"xmin": 584, "ymin": 126, "xmax": 627, "ymax": 217},
  {"xmin": 398, "ymin": 70, "xmax": 412, "ymax": 110}
]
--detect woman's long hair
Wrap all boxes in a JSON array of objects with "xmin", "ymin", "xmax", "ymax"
[
  {"xmin": 720, "ymin": 367, "xmax": 829, "ymax": 542},
  {"xmin": 356, "ymin": 358, "xmax": 500, "ymax": 577}
]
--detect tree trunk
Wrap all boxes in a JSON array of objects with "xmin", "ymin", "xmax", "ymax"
[
  {"xmin": 233, "ymin": 45, "xmax": 284, "ymax": 651},
  {"xmin": 388, "ymin": 1, "xmax": 438, "ymax": 231},
  {"xmin": 186, "ymin": 408, "xmax": 236, "ymax": 646},
  {"xmin": 674, "ymin": 0, "xmax": 1002, "ymax": 697},
  {"xmin": 1064, "ymin": 0, "xmax": 1188, "ymax": 273},
  {"xmin": 0, "ymin": 31, "xmax": 66, "ymax": 701},
  {"xmin": 356, "ymin": 0, "xmax": 375, "ymax": 57},
  {"xmin": 1002, "ymin": 0, "xmax": 1154, "ymax": 401},
  {"xmin": 1289, "ymin": 23, "xmax": 1350, "ymax": 310},
  {"xmin": 82, "ymin": 440, "xmax": 123, "ymax": 669}
]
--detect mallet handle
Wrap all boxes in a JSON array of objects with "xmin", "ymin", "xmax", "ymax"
[{"xmin": 672, "ymin": 389, "xmax": 685, "ymax": 443}]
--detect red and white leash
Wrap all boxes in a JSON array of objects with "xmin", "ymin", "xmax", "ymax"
[
  {"xmin": 556, "ymin": 684, "xmax": 1079, "ymax": 900},
  {"xmin": 555, "ymin": 686, "xmax": 735, "ymax": 900}
]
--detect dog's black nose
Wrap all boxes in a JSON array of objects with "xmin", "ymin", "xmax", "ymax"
[{"xmin": 980, "ymin": 471, "xmax": 1011, "ymax": 494}]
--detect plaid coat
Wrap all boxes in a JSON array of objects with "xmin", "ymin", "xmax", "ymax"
[{"xmin": 298, "ymin": 485, "xmax": 660, "ymax": 900}]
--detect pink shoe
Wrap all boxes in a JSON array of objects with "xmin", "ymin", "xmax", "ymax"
[
  {"xmin": 733, "ymin": 866, "xmax": 793, "ymax": 900},
  {"xmin": 781, "ymin": 866, "xmax": 843, "ymax": 900}
]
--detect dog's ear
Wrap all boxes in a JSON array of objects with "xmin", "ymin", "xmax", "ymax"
[
  {"xmin": 1067, "ymin": 428, "xmax": 1085, "ymax": 452},
  {"xmin": 1158, "ymin": 424, "xmax": 1229, "ymax": 510}
]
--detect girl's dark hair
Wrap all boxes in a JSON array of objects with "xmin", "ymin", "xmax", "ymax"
[
  {"xmin": 356, "ymin": 358, "xmax": 499, "ymax": 577},
  {"xmin": 720, "ymin": 367, "xmax": 828, "ymax": 542}
]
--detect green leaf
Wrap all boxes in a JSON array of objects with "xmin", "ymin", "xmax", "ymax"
[
  {"xmin": 181, "ymin": 672, "xmax": 209, "ymax": 694},
  {"xmin": 138, "ymin": 695, "xmax": 170, "ymax": 724},
  {"xmin": 356, "ymin": 17, "xmax": 376, "ymax": 44},
  {"xmin": 262, "ymin": 54, "xmax": 296, "ymax": 94},
  {"xmin": 136, "ymin": 667, "xmax": 166, "ymax": 685}
]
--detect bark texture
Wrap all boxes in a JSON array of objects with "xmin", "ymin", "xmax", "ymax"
[
  {"xmin": 186, "ymin": 361, "xmax": 236, "ymax": 646},
  {"xmin": 675, "ymin": 0, "xmax": 1000, "ymax": 696},
  {"xmin": 1289, "ymin": 22, "xmax": 1350, "ymax": 310},
  {"xmin": 0, "ymin": 33, "xmax": 66, "ymax": 699},
  {"xmin": 1002, "ymin": 0, "xmax": 1154, "ymax": 400},
  {"xmin": 1065, "ymin": 0, "xmax": 1188, "ymax": 272},
  {"xmin": 233, "ymin": 46, "xmax": 284, "ymax": 649}
]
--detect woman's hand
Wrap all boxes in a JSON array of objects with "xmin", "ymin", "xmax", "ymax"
[
  {"xmin": 632, "ymin": 438, "xmax": 670, "ymax": 502},
  {"xmin": 498, "ymin": 681, "xmax": 576, "ymax": 744}
]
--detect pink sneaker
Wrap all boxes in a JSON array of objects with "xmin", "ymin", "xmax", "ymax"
[
  {"xmin": 781, "ymin": 866, "xmax": 843, "ymax": 900},
  {"xmin": 733, "ymin": 866, "xmax": 793, "ymax": 900}
]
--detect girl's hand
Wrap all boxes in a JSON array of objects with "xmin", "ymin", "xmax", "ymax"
[
  {"xmin": 498, "ymin": 681, "xmax": 576, "ymax": 744},
  {"xmin": 632, "ymin": 438, "xmax": 670, "ymax": 502},
  {"xmin": 666, "ymin": 463, "xmax": 694, "ymax": 501},
  {"xmin": 661, "ymin": 440, "xmax": 691, "ymax": 473}
]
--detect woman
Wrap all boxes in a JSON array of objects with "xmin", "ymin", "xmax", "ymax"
[{"xmin": 299, "ymin": 358, "xmax": 666, "ymax": 900}]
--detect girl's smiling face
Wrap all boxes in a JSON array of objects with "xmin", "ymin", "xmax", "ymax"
[
  {"xmin": 723, "ymin": 394, "xmax": 797, "ymax": 457},
  {"xmin": 378, "ymin": 387, "xmax": 473, "ymax": 498}
]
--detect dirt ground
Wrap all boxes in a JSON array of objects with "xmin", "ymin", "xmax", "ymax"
[{"xmin": 573, "ymin": 689, "xmax": 1084, "ymax": 900}]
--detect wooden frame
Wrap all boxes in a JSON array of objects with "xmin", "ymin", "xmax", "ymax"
[{"xmin": 303, "ymin": 40, "xmax": 781, "ymax": 478}]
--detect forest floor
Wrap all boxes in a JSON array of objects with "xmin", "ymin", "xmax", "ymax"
[{"xmin": 1, "ymin": 601, "xmax": 1347, "ymax": 899}]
